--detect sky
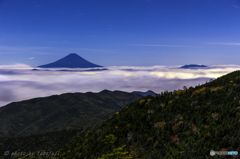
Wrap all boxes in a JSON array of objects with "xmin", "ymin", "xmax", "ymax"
[
  {"xmin": 1, "ymin": 0, "xmax": 240, "ymax": 107},
  {"xmin": 0, "ymin": 0, "xmax": 240, "ymax": 66}
]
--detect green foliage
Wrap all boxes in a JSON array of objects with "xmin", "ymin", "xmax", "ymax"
[
  {"xmin": 98, "ymin": 134, "xmax": 139, "ymax": 159},
  {"xmin": 101, "ymin": 134, "xmax": 118, "ymax": 145},
  {"xmin": 98, "ymin": 145, "xmax": 128, "ymax": 159},
  {"xmin": 18, "ymin": 153, "xmax": 35, "ymax": 159}
]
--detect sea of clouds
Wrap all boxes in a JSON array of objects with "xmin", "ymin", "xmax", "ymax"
[{"xmin": 1, "ymin": 64, "xmax": 240, "ymax": 107}]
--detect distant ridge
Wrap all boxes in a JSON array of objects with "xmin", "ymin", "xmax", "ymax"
[
  {"xmin": 0, "ymin": 90, "xmax": 142, "ymax": 137},
  {"xmin": 180, "ymin": 64, "xmax": 207, "ymax": 69},
  {"xmin": 131, "ymin": 90, "xmax": 156, "ymax": 96},
  {"xmin": 38, "ymin": 53, "xmax": 102, "ymax": 68}
]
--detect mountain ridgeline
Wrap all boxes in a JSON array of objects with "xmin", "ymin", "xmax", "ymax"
[
  {"xmin": 131, "ymin": 90, "xmax": 157, "ymax": 97},
  {"xmin": 0, "ymin": 90, "xmax": 142, "ymax": 138},
  {"xmin": 38, "ymin": 53, "xmax": 102, "ymax": 68},
  {"xmin": 180, "ymin": 64, "xmax": 208, "ymax": 69},
  {"xmin": 59, "ymin": 70, "xmax": 240, "ymax": 158}
]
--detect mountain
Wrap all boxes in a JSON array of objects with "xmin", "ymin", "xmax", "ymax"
[
  {"xmin": 58, "ymin": 68, "xmax": 108, "ymax": 72},
  {"xmin": 131, "ymin": 90, "xmax": 157, "ymax": 97},
  {"xmin": 32, "ymin": 68, "xmax": 108, "ymax": 72},
  {"xmin": 59, "ymin": 70, "xmax": 240, "ymax": 158},
  {"xmin": 38, "ymin": 53, "xmax": 102, "ymax": 68},
  {"xmin": 180, "ymin": 64, "xmax": 207, "ymax": 69},
  {"xmin": 0, "ymin": 90, "xmax": 142, "ymax": 137}
]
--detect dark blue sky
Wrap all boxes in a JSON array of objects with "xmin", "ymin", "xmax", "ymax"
[{"xmin": 0, "ymin": 0, "xmax": 240, "ymax": 66}]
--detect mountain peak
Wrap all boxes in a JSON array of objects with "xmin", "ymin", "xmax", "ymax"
[
  {"xmin": 68, "ymin": 53, "xmax": 78, "ymax": 56},
  {"xmin": 66, "ymin": 53, "xmax": 81, "ymax": 58},
  {"xmin": 38, "ymin": 53, "xmax": 103, "ymax": 68},
  {"xmin": 180, "ymin": 64, "xmax": 207, "ymax": 69},
  {"xmin": 131, "ymin": 90, "xmax": 156, "ymax": 96}
]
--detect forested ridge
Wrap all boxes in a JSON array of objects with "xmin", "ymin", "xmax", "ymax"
[
  {"xmin": 0, "ymin": 90, "xmax": 142, "ymax": 138},
  {"xmin": 59, "ymin": 70, "xmax": 240, "ymax": 159}
]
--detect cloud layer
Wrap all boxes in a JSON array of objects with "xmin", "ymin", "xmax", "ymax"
[{"xmin": 1, "ymin": 64, "xmax": 240, "ymax": 107}]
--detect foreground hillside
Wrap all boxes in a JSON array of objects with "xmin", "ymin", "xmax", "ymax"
[
  {"xmin": 0, "ymin": 90, "xmax": 142, "ymax": 137},
  {"xmin": 59, "ymin": 70, "xmax": 240, "ymax": 158},
  {"xmin": 0, "ymin": 128, "xmax": 86, "ymax": 159}
]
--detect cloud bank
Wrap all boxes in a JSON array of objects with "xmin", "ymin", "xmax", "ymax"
[{"xmin": 1, "ymin": 64, "xmax": 240, "ymax": 107}]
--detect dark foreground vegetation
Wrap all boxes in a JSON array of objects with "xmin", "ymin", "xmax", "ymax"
[
  {"xmin": 60, "ymin": 70, "xmax": 240, "ymax": 158},
  {"xmin": 0, "ymin": 128, "xmax": 89, "ymax": 159}
]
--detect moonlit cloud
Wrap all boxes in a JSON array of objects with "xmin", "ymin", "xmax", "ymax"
[
  {"xmin": 0, "ymin": 46, "xmax": 122, "ymax": 55},
  {"xmin": 1, "ymin": 64, "xmax": 240, "ymax": 107},
  {"xmin": 0, "ymin": 64, "xmax": 33, "ymax": 69},
  {"xmin": 0, "ymin": 102, "xmax": 11, "ymax": 107},
  {"xmin": 207, "ymin": 42, "xmax": 240, "ymax": 46},
  {"xmin": 0, "ymin": 46, "xmax": 57, "ymax": 55},
  {"xmin": 233, "ymin": 5, "xmax": 239, "ymax": 8},
  {"xmin": 129, "ymin": 44, "xmax": 195, "ymax": 47}
]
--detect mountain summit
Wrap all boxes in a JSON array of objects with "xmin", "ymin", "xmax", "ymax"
[
  {"xmin": 131, "ymin": 90, "xmax": 157, "ymax": 96},
  {"xmin": 38, "ymin": 53, "xmax": 103, "ymax": 68},
  {"xmin": 180, "ymin": 64, "xmax": 207, "ymax": 69}
]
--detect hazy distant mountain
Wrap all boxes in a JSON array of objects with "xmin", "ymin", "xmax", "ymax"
[
  {"xmin": 38, "ymin": 53, "xmax": 102, "ymax": 68},
  {"xmin": 59, "ymin": 68, "xmax": 108, "ymax": 72},
  {"xmin": 180, "ymin": 64, "xmax": 207, "ymax": 69},
  {"xmin": 0, "ymin": 90, "xmax": 142, "ymax": 137},
  {"xmin": 131, "ymin": 90, "xmax": 157, "ymax": 96},
  {"xmin": 32, "ymin": 68, "xmax": 108, "ymax": 72}
]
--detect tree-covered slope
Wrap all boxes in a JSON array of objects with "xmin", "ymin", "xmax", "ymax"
[
  {"xmin": 0, "ymin": 90, "xmax": 142, "ymax": 137},
  {"xmin": 59, "ymin": 70, "xmax": 240, "ymax": 159},
  {"xmin": 0, "ymin": 128, "xmax": 87, "ymax": 159}
]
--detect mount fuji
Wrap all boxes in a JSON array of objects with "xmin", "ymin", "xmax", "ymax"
[{"xmin": 38, "ymin": 53, "xmax": 103, "ymax": 68}]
